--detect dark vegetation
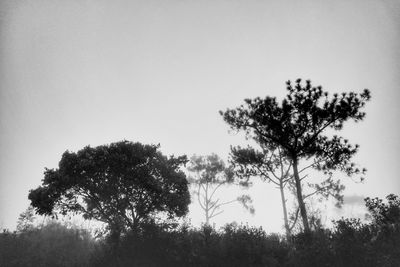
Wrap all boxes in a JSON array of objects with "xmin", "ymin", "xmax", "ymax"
[
  {"xmin": 1, "ymin": 80, "xmax": 399, "ymax": 266},
  {"xmin": 1, "ymin": 195, "xmax": 399, "ymax": 266}
]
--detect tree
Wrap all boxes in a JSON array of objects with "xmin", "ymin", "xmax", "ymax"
[
  {"xmin": 187, "ymin": 154, "xmax": 254, "ymax": 225},
  {"xmin": 230, "ymin": 144, "xmax": 293, "ymax": 238},
  {"xmin": 28, "ymin": 141, "xmax": 191, "ymax": 241},
  {"xmin": 220, "ymin": 79, "xmax": 371, "ymax": 232},
  {"xmin": 16, "ymin": 206, "xmax": 36, "ymax": 233}
]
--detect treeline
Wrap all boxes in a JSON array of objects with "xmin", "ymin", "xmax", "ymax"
[
  {"xmin": 4, "ymin": 79, "xmax": 399, "ymax": 266},
  {"xmin": 1, "ymin": 196, "xmax": 399, "ymax": 267}
]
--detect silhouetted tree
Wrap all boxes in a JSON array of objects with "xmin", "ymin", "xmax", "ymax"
[
  {"xmin": 29, "ymin": 141, "xmax": 190, "ymax": 242},
  {"xmin": 220, "ymin": 79, "xmax": 371, "ymax": 232},
  {"xmin": 187, "ymin": 154, "xmax": 254, "ymax": 225}
]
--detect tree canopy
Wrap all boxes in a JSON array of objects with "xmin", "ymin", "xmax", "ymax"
[
  {"xmin": 220, "ymin": 79, "xmax": 371, "ymax": 232},
  {"xmin": 28, "ymin": 141, "xmax": 190, "ymax": 238}
]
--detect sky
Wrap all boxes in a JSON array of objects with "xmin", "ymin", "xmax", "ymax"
[{"xmin": 1, "ymin": 0, "xmax": 399, "ymax": 233}]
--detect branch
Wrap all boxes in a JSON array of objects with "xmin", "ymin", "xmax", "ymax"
[
  {"xmin": 298, "ymin": 158, "xmax": 325, "ymax": 174},
  {"xmin": 209, "ymin": 209, "xmax": 224, "ymax": 219},
  {"xmin": 197, "ymin": 184, "xmax": 206, "ymax": 210},
  {"xmin": 304, "ymin": 187, "xmax": 324, "ymax": 200},
  {"xmin": 208, "ymin": 198, "xmax": 220, "ymax": 210},
  {"xmin": 300, "ymin": 174, "xmax": 309, "ymax": 181},
  {"xmin": 256, "ymin": 165, "xmax": 280, "ymax": 186},
  {"xmin": 200, "ymin": 183, "xmax": 207, "ymax": 195},
  {"xmin": 289, "ymin": 207, "xmax": 300, "ymax": 231},
  {"xmin": 209, "ymin": 199, "xmax": 238, "ymax": 219},
  {"xmin": 209, "ymin": 183, "xmax": 224, "ymax": 202},
  {"xmin": 217, "ymin": 199, "xmax": 238, "ymax": 207},
  {"xmin": 245, "ymin": 122, "xmax": 292, "ymax": 151},
  {"xmin": 299, "ymin": 117, "xmax": 337, "ymax": 157}
]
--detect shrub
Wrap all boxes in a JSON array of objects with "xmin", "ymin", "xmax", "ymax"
[{"xmin": 0, "ymin": 221, "xmax": 95, "ymax": 267}]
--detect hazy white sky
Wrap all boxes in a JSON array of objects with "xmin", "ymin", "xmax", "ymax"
[{"xmin": 1, "ymin": 0, "xmax": 399, "ymax": 233}]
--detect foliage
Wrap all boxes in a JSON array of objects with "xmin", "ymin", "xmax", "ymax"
[
  {"xmin": 16, "ymin": 206, "xmax": 36, "ymax": 233},
  {"xmin": 220, "ymin": 79, "xmax": 371, "ymax": 232},
  {"xmin": 0, "ymin": 221, "xmax": 95, "ymax": 267},
  {"xmin": 365, "ymin": 194, "xmax": 400, "ymax": 225},
  {"xmin": 187, "ymin": 154, "xmax": 254, "ymax": 224},
  {"xmin": 88, "ymin": 193, "xmax": 400, "ymax": 266},
  {"xmin": 93, "ymin": 222, "xmax": 288, "ymax": 267},
  {"xmin": 2, "ymin": 194, "xmax": 400, "ymax": 267},
  {"xmin": 219, "ymin": 223, "xmax": 288, "ymax": 267},
  {"xmin": 28, "ymin": 141, "xmax": 190, "ymax": 240}
]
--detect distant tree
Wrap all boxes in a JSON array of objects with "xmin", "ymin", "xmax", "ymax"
[
  {"xmin": 28, "ymin": 141, "xmax": 190, "ymax": 242},
  {"xmin": 187, "ymin": 154, "xmax": 254, "ymax": 225},
  {"xmin": 16, "ymin": 206, "xmax": 36, "ymax": 232},
  {"xmin": 230, "ymin": 145, "xmax": 293, "ymax": 238},
  {"xmin": 220, "ymin": 79, "xmax": 371, "ymax": 232}
]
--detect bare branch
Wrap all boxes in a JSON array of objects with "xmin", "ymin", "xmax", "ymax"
[
  {"xmin": 209, "ymin": 210, "xmax": 224, "ymax": 219},
  {"xmin": 209, "ymin": 183, "xmax": 224, "ymax": 202},
  {"xmin": 217, "ymin": 199, "xmax": 238, "ymax": 207},
  {"xmin": 300, "ymin": 174, "xmax": 309, "ymax": 181}
]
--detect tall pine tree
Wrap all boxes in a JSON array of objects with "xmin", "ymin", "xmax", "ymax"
[{"xmin": 220, "ymin": 79, "xmax": 370, "ymax": 232}]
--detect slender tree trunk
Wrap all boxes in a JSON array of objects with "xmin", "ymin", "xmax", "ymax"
[
  {"xmin": 279, "ymin": 181, "xmax": 291, "ymax": 240},
  {"xmin": 292, "ymin": 157, "xmax": 310, "ymax": 233},
  {"xmin": 205, "ymin": 209, "xmax": 210, "ymax": 225},
  {"xmin": 205, "ymin": 183, "xmax": 210, "ymax": 225}
]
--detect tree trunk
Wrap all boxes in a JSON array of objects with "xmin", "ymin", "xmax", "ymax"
[
  {"xmin": 109, "ymin": 227, "xmax": 122, "ymax": 267},
  {"xmin": 205, "ymin": 183, "xmax": 210, "ymax": 225},
  {"xmin": 292, "ymin": 157, "xmax": 310, "ymax": 233},
  {"xmin": 279, "ymin": 181, "xmax": 291, "ymax": 240},
  {"xmin": 205, "ymin": 209, "xmax": 210, "ymax": 225}
]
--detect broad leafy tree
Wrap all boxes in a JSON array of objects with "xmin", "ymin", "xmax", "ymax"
[
  {"xmin": 220, "ymin": 79, "xmax": 370, "ymax": 232},
  {"xmin": 29, "ymin": 141, "xmax": 190, "ymax": 240},
  {"xmin": 187, "ymin": 154, "xmax": 254, "ymax": 225}
]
